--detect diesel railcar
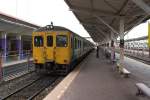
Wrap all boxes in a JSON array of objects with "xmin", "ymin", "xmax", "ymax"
[{"xmin": 32, "ymin": 25, "xmax": 93, "ymax": 75}]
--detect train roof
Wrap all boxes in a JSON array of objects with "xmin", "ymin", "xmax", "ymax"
[
  {"xmin": 34, "ymin": 25, "xmax": 81, "ymax": 38},
  {"xmin": 34, "ymin": 25, "xmax": 71, "ymax": 32},
  {"xmin": 34, "ymin": 25, "xmax": 94, "ymax": 45}
]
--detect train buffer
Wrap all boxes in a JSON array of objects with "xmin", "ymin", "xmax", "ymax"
[{"xmin": 135, "ymin": 83, "xmax": 150, "ymax": 98}]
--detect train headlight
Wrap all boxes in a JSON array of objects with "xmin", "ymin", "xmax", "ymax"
[
  {"xmin": 64, "ymin": 60, "xmax": 67, "ymax": 63},
  {"xmin": 34, "ymin": 59, "xmax": 38, "ymax": 63}
]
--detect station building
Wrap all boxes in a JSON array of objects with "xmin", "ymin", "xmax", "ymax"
[{"xmin": 0, "ymin": 13, "xmax": 40, "ymax": 63}]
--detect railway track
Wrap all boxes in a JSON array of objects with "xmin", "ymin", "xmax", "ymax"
[
  {"xmin": 124, "ymin": 53, "xmax": 150, "ymax": 65},
  {"xmin": 115, "ymin": 50, "xmax": 150, "ymax": 65},
  {"xmin": 1, "ymin": 75, "xmax": 59, "ymax": 100}
]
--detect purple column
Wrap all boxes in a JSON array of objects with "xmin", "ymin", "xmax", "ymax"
[
  {"xmin": 16, "ymin": 35, "xmax": 23, "ymax": 60},
  {"xmin": 0, "ymin": 34, "xmax": 7, "ymax": 63}
]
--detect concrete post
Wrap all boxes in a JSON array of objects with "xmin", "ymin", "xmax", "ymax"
[
  {"xmin": 111, "ymin": 32, "xmax": 115, "ymax": 62},
  {"xmin": 148, "ymin": 22, "xmax": 150, "ymax": 58},
  {"xmin": 16, "ymin": 35, "xmax": 23, "ymax": 60},
  {"xmin": 119, "ymin": 17, "xmax": 125, "ymax": 72}
]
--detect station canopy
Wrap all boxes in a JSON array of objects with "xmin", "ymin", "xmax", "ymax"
[
  {"xmin": 0, "ymin": 12, "xmax": 40, "ymax": 35},
  {"xmin": 65, "ymin": 0, "xmax": 150, "ymax": 43}
]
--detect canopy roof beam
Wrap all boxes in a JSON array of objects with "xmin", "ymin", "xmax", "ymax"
[
  {"xmin": 131, "ymin": 0, "xmax": 150, "ymax": 14},
  {"xmin": 70, "ymin": 6, "xmax": 121, "ymax": 18},
  {"xmin": 87, "ymin": 29, "xmax": 104, "ymax": 39},
  {"xmin": 95, "ymin": 26, "xmax": 109, "ymax": 38},
  {"xmin": 81, "ymin": 22, "xmax": 108, "ymax": 38},
  {"xmin": 95, "ymin": 15, "xmax": 119, "ymax": 35}
]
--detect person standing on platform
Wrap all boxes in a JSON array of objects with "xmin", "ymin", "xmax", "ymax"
[{"xmin": 96, "ymin": 46, "xmax": 99, "ymax": 58}]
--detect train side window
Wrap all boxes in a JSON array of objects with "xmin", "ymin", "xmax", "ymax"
[
  {"xmin": 56, "ymin": 35, "xmax": 68, "ymax": 47},
  {"xmin": 74, "ymin": 38, "xmax": 77, "ymax": 49},
  {"xmin": 71, "ymin": 37, "xmax": 72, "ymax": 48},
  {"xmin": 78, "ymin": 40, "xmax": 79, "ymax": 48},
  {"xmin": 47, "ymin": 36, "xmax": 53, "ymax": 47},
  {"xmin": 80, "ymin": 40, "xmax": 81, "ymax": 48},
  {"xmin": 79, "ymin": 40, "xmax": 80, "ymax": 48},
  {"xmin": 71, "ymin": 37, "xmax": 74, "ymax": 48},
  {"xmin": 34, "ymin": 36, "xmax": 43, "ymax": 47},
  {"xmin": 74, "ymin": 38, "xmax": 75, "ymax": 49},
  {"xmin": 81, "ymin": 40, "xmax": 82, "ymax": 48},
  {"xmin": 76, "ymin": 38, "xmax": 77, "ymax": 49},
  {"xmin": 76, "ymin": 39, "xmax": 78, "ymax": 49}
]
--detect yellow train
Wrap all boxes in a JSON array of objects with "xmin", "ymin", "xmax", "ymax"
[{"xmin": 32, "ymin": 25, "xmax": 94, "ymax": 75}]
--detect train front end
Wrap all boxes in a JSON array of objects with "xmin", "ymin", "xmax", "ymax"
[
  {"xmin": 33, "ymin": 32, "xmax": 45, "ymax": 65},
  {"xmin": 32, "ymin": 26, "xmax": 72, "ymax": 74}
]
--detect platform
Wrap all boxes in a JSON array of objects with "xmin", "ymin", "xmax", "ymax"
[
  {"xmin": 44, "ymin": 49, "xmax": 150, "ymax": 100},
  {"xmin": 1, "ymin": 58, "xmax": 34, "ymax": 81},
  {"xmin": 3, "ymin": 58, "xmax": 33, "ymax": 67}
]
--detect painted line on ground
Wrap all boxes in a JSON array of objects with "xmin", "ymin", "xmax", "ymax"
[{"xmin": 44, "ymin": 53, "xmax": 91, "ymax": 100}]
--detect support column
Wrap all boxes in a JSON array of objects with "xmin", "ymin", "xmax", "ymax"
[
  {"xmin": 111, "ymin": 32, "xmax": 115, "ymax": 62},
  {"xmin": 119, "ymin": 17, "xmax": 125, "ymax": 72},
  {"xmin": 16, "ymin": 35, "xmax": 23, "ymax": 60},
  {"xmin": 148, "ymin": 22, "xmax": 150, "ymax": 58},
  {"xmin": 0, "ymin": 33, "xmax": 7, "ymax": 63}
]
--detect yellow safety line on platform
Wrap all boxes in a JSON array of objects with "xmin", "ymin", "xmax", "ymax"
[{"xmin": 44, "ymin": 54, "xmax": 91, "ymax": 100}]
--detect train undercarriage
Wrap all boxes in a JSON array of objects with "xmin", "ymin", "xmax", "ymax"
[{"xmin": 34, "ymin": 62, "xmax": 71, "ymax": 75}]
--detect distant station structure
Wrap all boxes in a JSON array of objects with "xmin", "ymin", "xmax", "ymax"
[
  {"xmin": 0, "ymin": 12, "xmax": 40, "ymax": 63},
  {"xmin": 65, "ymin": 0, "xmax": 150, "ymax": 69}
]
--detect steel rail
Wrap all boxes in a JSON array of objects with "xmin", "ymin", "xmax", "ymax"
[{"xmin": 1, "ymin": 77, "xmax": 41, "ymax": 100}]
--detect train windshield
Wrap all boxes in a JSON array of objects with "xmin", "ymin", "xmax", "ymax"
[
  {"xmin": 34, "ymin": 36, "xmax": 43, "ymax": 47},
  {"xmin": 56, "ymin": 35, "xmax": 68, "ymax": 47},
  {"xmin": 47, "ymin": 36, "xmax": 53, "ymax": 47}
]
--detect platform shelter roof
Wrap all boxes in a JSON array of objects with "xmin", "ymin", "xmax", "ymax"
[
  {"xmin": 0, "ymin": 12, "xmax": 40, "ymax": 35},
  {"xmin": 65, "ymin": 0, "xmax": 150, "ymax": 43}
]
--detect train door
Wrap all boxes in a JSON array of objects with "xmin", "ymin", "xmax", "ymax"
[
  {"xmin": 46, "ymin": 32, "xmax": 55, "ymax": 62},
  {"xmin": 55, "ymin": 32, "xmax": 71, "ymax": 64},
  {"xmin": 33, "ymin": 32, "xmax": 45, "ymax": 64}
]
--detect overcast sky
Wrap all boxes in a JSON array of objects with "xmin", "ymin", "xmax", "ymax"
[{"xmin": 0, "ymin": 0, "xmax": 148, "ymax": 41}]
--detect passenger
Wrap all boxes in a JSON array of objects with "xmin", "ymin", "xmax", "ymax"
[{"xmin": 96, "ymin": 46, "xmax": 99, "ymax": 58}]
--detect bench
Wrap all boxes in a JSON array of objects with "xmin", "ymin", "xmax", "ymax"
[
  {"xmin": 135, "ymin": 83, "xmax": 150, "ymax": 98},
  {"xmin": 115, "ymin": 61, "xmax": 130, "ymax": 77},
  {"xmin": 122, "ymin": 68, "xmax": 130, "ymax": 78}
]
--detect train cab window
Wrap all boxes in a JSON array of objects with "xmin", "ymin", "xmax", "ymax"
[
  {"xmin": 56, "ymin": 35, "xmax": 68, "ymax": 47},
  {"xmin": 47, "ymin": 36, "xmax": 53, "ymax": 47},
  {"xmin": 34, "ymin": 36, "xmax": 43, "ymax": 47}
]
